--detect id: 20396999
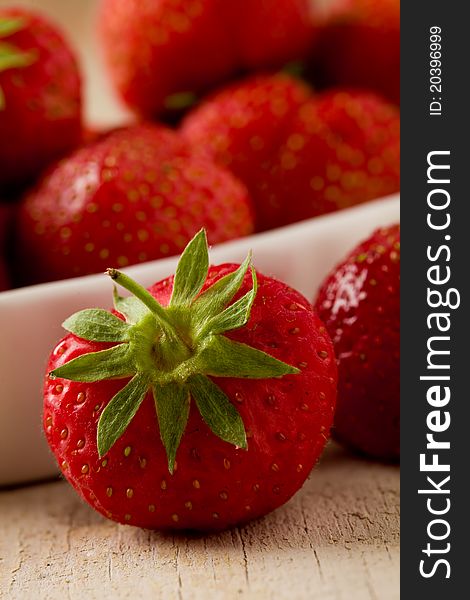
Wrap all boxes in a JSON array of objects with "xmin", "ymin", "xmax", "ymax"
[{"xmin": 429, "ymin": 26, "xmax": 443, "ymax": 117}]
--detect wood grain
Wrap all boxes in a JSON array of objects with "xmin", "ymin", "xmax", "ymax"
[{"xmin": 0, "ymin": 444, "xmax": 399, "ymax": 600}]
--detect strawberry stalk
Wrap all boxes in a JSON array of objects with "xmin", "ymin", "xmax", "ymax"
[
  {"xmin": 49, "ymin": 229, "xmax": 299, "ymax": 473},
  {"xmin": 106, "ymin": 268, "xmax": 185, "ymax": 350}
]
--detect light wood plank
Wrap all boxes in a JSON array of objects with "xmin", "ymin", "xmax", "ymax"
[{"xmin": 0, "ymin": 444, "xmax": 399, "ymax": 600}]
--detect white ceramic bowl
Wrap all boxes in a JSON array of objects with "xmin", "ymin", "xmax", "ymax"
[{"xmin": 0, "ymin": 1, "xmax": 400, "ymax": 486}]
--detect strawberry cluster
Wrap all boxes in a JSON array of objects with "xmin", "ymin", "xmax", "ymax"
[
  {"xmin": 0, "ymin": 1, "xmax": 401, "ymax": 532},
  {"xmin": 0, "ymin": 1, "xmax": 399, "ymax": 290}
]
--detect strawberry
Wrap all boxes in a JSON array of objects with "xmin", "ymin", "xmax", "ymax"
[
  {"xmin": 81, "ymin": 126, "xmax": 114, "ymax": 146},
  {"xmin": 313, "ymin": 0, "xmax": 400, "ymax": 104},
  {"xmin": 183, "ymin": 80, "xmax": 400, "ymax": 231},
  {"xmin": 182, "ymin": 73, "xmax": 312, "ymax": 230},
  {"xmin": 16, "ymin": 124, "xmax": 254, "ymax": 285},
  {"xmin": 232, "ymin": 0, "xmax": 314, "ymax": 70},
  {"xmin": 0, "ymin": 8, "xmax": 82, "ymax": 192},
  {"xmin": 315, "ymin": 224, "xmax": 400, "ymax": 460},
  {"xmin": 44, "ymin": 230, "xmax": 337, "ymax": 530},
  {"xmin": 270, "ymin": 90, "xmax": 400, "ymax": 228},
  {"xmin": 98, "ymin": 0, "xmax": 314, "ymax": 117}
]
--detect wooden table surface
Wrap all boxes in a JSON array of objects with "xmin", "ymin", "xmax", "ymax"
[{"xmin": 0, "ymin": 444, "xmax": 399, "ymax": 600}]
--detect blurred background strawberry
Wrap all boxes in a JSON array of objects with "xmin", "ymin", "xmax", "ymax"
[
  {"xmin": 98, "ymin": 0, "xmax": 315, "ymax": 118},
  {"xmin": 310, "ymin": 0, "xmax": 400, "ymax": 104},
  {"xmin": 0, "ymin": 7, "xmax": 82, "ymax": 194},
  {"xmin": 16, "ymin": 124, "xmax": 254, "ymax": 284}
]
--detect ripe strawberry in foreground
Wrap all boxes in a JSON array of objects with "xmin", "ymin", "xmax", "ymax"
[
  {"xmin": 313, "ymin": 0, "xmax": 400, "ymax": 104},
  {"xmin": 99, "ymin": 0, "xmax": 314, "ymax": 117},
  {"xmin": 17, "ymin": 124, "xmax": 253, "ymax": 284},
  {"xmin": 315, "ymin": 224, "xmax": 400, "ymax": 460},
  {"xmin": 0, "ymin": 8, "xmax": 82, "ymax": 192},
  {"xmin": 184, "ymin": 80, "xmax": 400, "ymax": 231},
  {"xmin": 44, "ymin": 230, "xmax": 337, "ymax": 530}
]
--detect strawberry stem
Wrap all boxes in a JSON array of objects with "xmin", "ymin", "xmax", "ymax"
[{"xmin": 106, "ymin": 268, "xmax": 178, "ymax": 340}]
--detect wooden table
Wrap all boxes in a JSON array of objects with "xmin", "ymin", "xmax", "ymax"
[{"xmin": 0, "ymin": 444, "xmax": 399, "ymax": 600}]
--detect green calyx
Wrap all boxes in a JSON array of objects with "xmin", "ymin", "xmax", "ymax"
[
  {"xmin": 0, "ymin": 17, "xmax": 37, "ymax": 109},
  {"xmin": 49, "ymin": 230, "xmax": 299, "ymax": 473},
  {"xmin": 164, "ymin": 91, "xmax": 199, "ymax": 111}
]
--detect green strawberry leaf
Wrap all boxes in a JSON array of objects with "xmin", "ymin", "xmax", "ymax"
[
  {"xmin": 193, "ymin": 253, "xmax": 252, "ymax": 330},
  {"xmin": 0, "ymin": 18, "xmax": 37, "ymax": 110},
  {"xmin": 0, "ymin": 42, "xmax": 36, "ymax": 71},
  {"xmin": 0, "ymin": 17, "xmax": 27, "ymax": 38},
  {"xmin": 63, "ymin": 309, "xmax": 131, "ymax": 342},
  {"xmin": 113, "ymin": 287, "xmax": 150, "ymax": 324},
  {"xmin": 170, "ymin": 229, "xmax": 209, "ymax": 307},
  {"xmin": 49, "ymin": 344, "xmax": 133, "ymax": 382},
  {"xmin": 281, "ymin": 60, "xmax": 306, "ymax": 79},
  {"xmin": 164, "ymin": 91, "xmax": 198, "ymax": 111},
  {"xmin": 153, "ymin": 383, "xmax": 190, "ymax": 474},
  {"xmin": 197, "ymin": 335, "xmax": 299, "ymax": 379},
  {"xmin": 198, "ymin": 267, "xmax": 257, "ymax": 338},
  {"xmin": 187, "ymin": 374, "xmax": 247, "ymax": 449},
  {"xmin": 97, "ymin": 373, "xmax": 149, "ymax": 457}
]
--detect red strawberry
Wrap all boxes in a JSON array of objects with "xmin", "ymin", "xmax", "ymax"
[
  {"xmin": 313, "ymin": 0, "xmax": 400, "ymax": 104},
  {"xmin": 183, "ymin": 80, "xmax": 400, "ymax": 231},
  {"xmin": 16, "ymin": 124, "xmax": 254, "ymax": 285},
  {"xmin": 270, "ymin": 90, "xmax": 400, "ymax": 227},
  {"xmin": 182, "ymin": 73, "xmax": 312, "ymax": 229},
  {"xmin": 232, "ymin": 0, "xmax": 314, "ymax": 70},
  {"xmin": 315, "ymin": 224, "xmax": 400, "ymax": 460},
  {"xmin": 81, "ymin": 126, "xmax": 115, "ymax": 146},
  {"xmin": 99, "ymin": 0, "xmax": 314, "ymax": 117},
  {"xmin": 0, "ymin": 8, "xmax": 82, "ymax": 192},
  {"xmin": 44, "ymin": 230, "xmax": 337, "ymax": 530}
]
